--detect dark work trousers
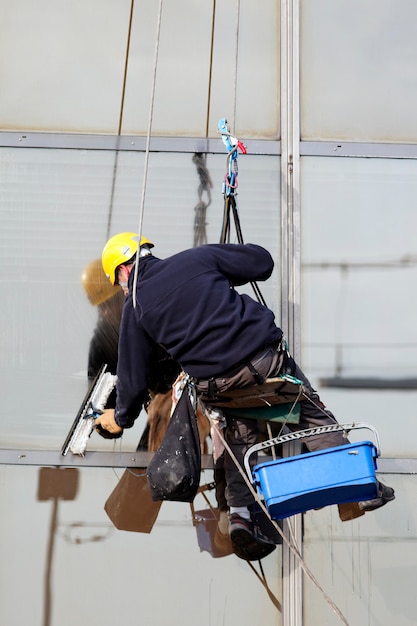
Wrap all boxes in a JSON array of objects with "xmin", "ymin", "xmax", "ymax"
[{"xmin": 215, "ymin": 346, "xmax": 347, "ymax": 509}]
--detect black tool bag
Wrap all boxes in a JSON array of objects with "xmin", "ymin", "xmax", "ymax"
[{"xmin": 146, "ymin": 385, "xmax": 201, "ymax": 502}]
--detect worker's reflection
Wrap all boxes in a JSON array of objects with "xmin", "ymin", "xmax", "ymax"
[
  {"xmin": 81, "ymin": 258, "xmax": 181, "ymax": 448},
  {"xmin": 81, "ymin": 258, "xmax": 230, "ymax": 554},
  {"xmin": 82, "ymin": 258, "xmax": 124, "ymax": 409}
]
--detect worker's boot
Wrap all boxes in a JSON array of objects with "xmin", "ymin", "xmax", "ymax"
[
  {"xmin": 339, "ymin": 481, "xmax": 395, "ymax": 521},
  {"xmin": 213, "ymin": 510, "xmax": 234, "ymax": 556},
  {"xmin": 229, "ymin": 513, "xmax": 276, "ymax": 561},
  {"xmin": 358, "ymin": 481, "xmax": 395, "ymax": 512},
  {"xmin": 338, "ymin": 502, "xmax": 365, "ymax": 521}
]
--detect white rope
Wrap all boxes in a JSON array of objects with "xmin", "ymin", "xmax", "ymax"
[
  {"xmin": 231, "ymin": 0, "xmax": 241, "ymax": 135},
  {"xmin": 133, "ymin": 0, "xmax": 164, "ymax": 308},
  {"xmin": 208, "ymin": 408, "xmax": 351, "ymax": 626}
]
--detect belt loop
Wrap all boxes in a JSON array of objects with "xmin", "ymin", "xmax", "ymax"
[{"xmin": 207, "ymin": 378, "xmax": 218, "ymax": 398}]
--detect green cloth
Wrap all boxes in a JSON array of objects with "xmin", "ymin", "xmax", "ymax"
[{"xmin": 224, "ymin": 401, "xmax": 300, "ymax": 423}]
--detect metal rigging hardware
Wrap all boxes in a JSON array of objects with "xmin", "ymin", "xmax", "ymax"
[{"xmin": 218, "ymin": 118, "xmax": 266, "ymax": 307}]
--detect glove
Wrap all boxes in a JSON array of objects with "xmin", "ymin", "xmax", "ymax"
[
  {"xmin": 95, "ymin": 423, "xmax": 123, "ymax": 440},
  {"xmin": 95, "ymin": 408, "xmax": 123, "ymax": 439}
]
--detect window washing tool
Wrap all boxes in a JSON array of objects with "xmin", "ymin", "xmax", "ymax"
[{"xmin": 61, "ymin": 364, "xmax": 118, "ymax": 456}]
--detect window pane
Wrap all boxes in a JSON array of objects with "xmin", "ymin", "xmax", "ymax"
[
  {"xmin": 0, "ymin": 147, "xmax": 280, "ymax": 448},
  {"xmin": 304, "ymin": 473, "xmax": 414, "ymax": 625},
  {"xmin": 0, "ymin": 465, "xmax": 281, "ymax": 624},
  {"xmin": 1, "ymin": 0, "xmax": 280, "ymax": 139},
  {"xmin": 301, "ymin": 156, "xmax": 417, "ymax": 456},
  {"xmin": 301, "ymin": 0, "xmax": 417, "ymax": 142}
]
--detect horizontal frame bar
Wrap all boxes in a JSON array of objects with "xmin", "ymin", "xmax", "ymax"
[
  {"xmin": 3, "ymin": 131, "xmax": 417, "ymax": 160},
  {"xmin": 0, "ymin": 131, "xmax": 280, "ymax": 155},
  {"xmin": 0, "ymin": 449, "xmax": 415, "ymax": 473},
  {"xmin": 0, "ymin": 448, "xmax": 214, "ymax": 469},
  {"xmin": 300, "ymin": 140, "xmax": 417, "ymax": 159}
]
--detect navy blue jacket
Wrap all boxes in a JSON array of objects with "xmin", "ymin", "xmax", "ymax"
[{"xmin": 114, "ymin": 243, "xmax": 282, "ymax": 427}]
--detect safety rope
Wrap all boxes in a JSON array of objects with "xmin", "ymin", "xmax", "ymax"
[
  {"xmin": 231, "ymin": 0, "xmax": 241, "ymax": 132},
  {"xmin": 207, "ymin": 412, "xmax": 351, "ymax": 626},
  {"xmin": 212, "ymin": 122, "xmax": 351, "ymax": 622},
  {"xmin": 110, "ymin": 4, "xmax": 349, "ymax": 616},
  {"xmin": 132, "ymin": 0, "xmax": 164, "ymax": 309},
  {"xmin": 106, "ymin": 0, "xmax": 136, "ymax": 240},
  {"xmin": 247, "ymin": 560, "xmax": 282, "ymax": 611},
  {"xmin": 205, "ymin": 0, "xmax": 216, "ymax": 137}
]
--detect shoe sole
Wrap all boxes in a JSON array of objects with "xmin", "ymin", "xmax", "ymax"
[
  {"xmin": 231, "ymin": 528, "xmax": 276, "ymax": 561},
  {"xmin": 358, "ymin": 492, "xmax": 395, "ymax": 512}
]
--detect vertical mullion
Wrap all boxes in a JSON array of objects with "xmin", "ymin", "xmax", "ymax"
[{"xmin": 281, "ymin": 1, "xmax": 303, "ymax": 625}]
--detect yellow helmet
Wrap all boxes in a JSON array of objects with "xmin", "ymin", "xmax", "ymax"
[
  {"xmin": 101, "ymin": 232, "xmax": 154, "ymax": 285},
  {"xmin": 82, "ymin": 258, "xmax": 121, "ymax": 306}
]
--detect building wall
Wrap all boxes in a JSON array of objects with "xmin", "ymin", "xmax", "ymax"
[{"xmin": 0, "ymin": 1, "xmax": 416, "ymax": 625}]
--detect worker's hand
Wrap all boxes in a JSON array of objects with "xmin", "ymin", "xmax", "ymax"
[{"xmin": 95, "ymin": 409, "xmax": 123, "ymax": 439}]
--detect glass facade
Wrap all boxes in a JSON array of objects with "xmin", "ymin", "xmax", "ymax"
[
  {"xmin": 300, "ymin": 0, "xmax": 417, "ymax": 142},
  {"xmin": 1, "ymin": 0, "xmax": 280, "ymax": 138},
  {"xmin": 1, "ymin": 1, "xmax": 416, "ymax": 625},
  {"xmin": 0, "ymin": 148, "xmax": 280, "ymax": 450},
  {"xmin": 301, "ymin": 156, "xmax": 417, "ymax": 457}
]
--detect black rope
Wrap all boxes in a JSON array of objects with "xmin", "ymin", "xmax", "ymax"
[
  {"xmin": 247, "ymin": 560, "xmax": 282, "ymax": 611},
  {"xmin": 220, "ymin": 191, "xmax": 267, "ymax": 307}
]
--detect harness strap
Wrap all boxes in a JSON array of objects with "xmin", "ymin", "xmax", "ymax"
[
  {"xmin": 246, "ymin": 361, "xmax": 264, "ymax": 384},
  {"xmin": 207, "ymin": 378, "xmax": 218, "ymax": 398}
]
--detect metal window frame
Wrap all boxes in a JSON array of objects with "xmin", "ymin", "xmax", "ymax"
[
  {"xmin": 2, "ymin": 109, "xmax": 417, "ymax": 626},
  {"xmin": 3, "ymin": 133, "xmax": 417, "ymax": 160},
  {"xmin": 1, "ymin": 448, "xmax": 412, "ymax": 474},
  {"xmin": 0, "ymin": 131, "xmax": 280, "ymax": 155}
]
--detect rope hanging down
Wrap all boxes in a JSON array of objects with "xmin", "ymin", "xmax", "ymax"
[
  {"xmin": 216, "ymin": 117, "xmax": 351, "ymax": 625},
  {"xmin": 106, "ymin": 0, "xmax": 136, "ymax": 240},
  {"xmin": 132, "ymin": 0, "xmax": 164, "ymax": 309},
  {"xmin": 208, "ymin": 412, "xmax": 351, "ymax": 626}
]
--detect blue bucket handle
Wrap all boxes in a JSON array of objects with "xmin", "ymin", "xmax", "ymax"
[{"xmin": 244, "ymin": 422, "xmax": 381, "ymax": 483}]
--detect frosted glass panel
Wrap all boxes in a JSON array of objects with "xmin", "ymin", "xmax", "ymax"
[
  {"xmin": 0, "ymin": 465, "xmax": 281, "ymax": 625},
  {"xmin": 301, "ymin": 0, "xmax": 417, "ymax": 142},
  {"xmin": 300, "ymin": 156, "xmax": 417, "ymax": 456},
  {"xmin": 303, "ymin": 473, "xmax": 416, "ymax": 626},
  {"xmin": 1, "ymin": 0, "xmax": 131, "ymax": 133},
  {"xmin": 0, "ymin": 0, "xmax": 280, "ymax": 139},
  {"xmin": 0, "ymin": 147, "xmax": 280, "ymax": 449},
  {"xmin": 207, "ymin": 0, "xmax": 280, "ymax": 138}
]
